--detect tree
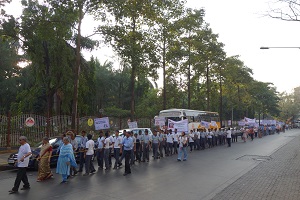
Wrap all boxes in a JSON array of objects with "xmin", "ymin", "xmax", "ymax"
[
  {"xmin": 268, "ymin": 0, "xmax": 300, "ymax": 21},
  {"xmin": 100, "ymin": 0, "xmax": 162, "ymax": 120}
]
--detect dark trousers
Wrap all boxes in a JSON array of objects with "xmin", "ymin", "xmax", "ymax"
[
  {"xmin": 85, "ymin": 155, "xmax": 95, "ymax": 174},
  {"xmin": 124, "ymin": 150, "xmax": 131, "ymax": 174},
  {"xmin": 173, "ymin": 141, "xmax": 178, "ymax": 154},
  {"xmin": 114, "ymin": 148, "xmax": 120, "ymax": 168},
  {"xmin": 208, "ymin": 138, "xmax": 212, "ymax": 148},
  {"xmin": 104, "ymin": 149, "xmax": 110, "ymax": 169},
  {"xmin": 119, "ymin": 146, "xmax": 125, "ymax": 163},
  {"xmin": 166, "ymin": 142, "xmax": 173, "ymax": 155},
  {"xmin": 250, "ymin": 134, "xmax": 254, "ymax": 141},
  {"xmin": 194, "ymin": 139, "xmax": 200, "ymax": 150},
  {"xmin": 97, "ymin": 149, "xmax": 104, "ymax": 168},
  {"xmin": 227, "ymin": 138, "xmax": 231, "ymax": 147},
  {"xmin": 159, "ymin": 141, "xmax": 165, "ymax": 157},
  {"xmin": 109, "ymin": 148, "xmax": 112, "ymax": 167},
  {"xmin": 136, "ymin": 144, "xmax": 141, "ymax": 161},
  {"xmin": 200, "ymin": 138, "xmax": 206, "ymax": 149},
  {"xmin": 142, "ymin": 144, "xmax": 149, "ymax": 161},
  {"xmin": 131, "ymin": 149, "xmax": 135, "ymax": 165},
  {"xmin": 12, "ymin": 167, "xmax": 30, "ymax": 191},
  {"xmin": 79, "ymin": 151, "xmax": 85, "ymax": 171},
  {"xmin": 152, "ymin": 143, "xmax": 159, "ymax": 159},
  {"xmin": 189, "ymin": 142, "xmax": 194, "ymax": 151}
]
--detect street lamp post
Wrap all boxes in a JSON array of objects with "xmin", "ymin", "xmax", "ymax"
[{"xmin": 260, "ymin": 46, "xmax": 300, "ymax": 49}]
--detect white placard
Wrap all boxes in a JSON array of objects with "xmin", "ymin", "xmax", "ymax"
[
  {"xmin": 94, "ymin": 117, "xmax": 110, "ymax": 130},
  {"xmin": 155, "ymin": 117, "xmax": 165, "ymax": 127},
  {"xmin": 168, "ymin": 119, "xmax": 188, "ymax": 133},
  {"xmin": 128, "ymin": 121, "xmax": 138, "ymax": 129}
]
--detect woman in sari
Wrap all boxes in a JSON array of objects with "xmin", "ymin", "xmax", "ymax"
[
  {"xmin": 37, "ymin": 137, "xmax": 53, "ymax": 182},
  {"xmin": 56, "ymin": 137, "xmax": 77, "ymax": 183}
]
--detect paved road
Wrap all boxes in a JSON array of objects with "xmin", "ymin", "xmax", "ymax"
[{"xmin": 0, "ymin": 129, "xmax": 298, "ymax": 200}]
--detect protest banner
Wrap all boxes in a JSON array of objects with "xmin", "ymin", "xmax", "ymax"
[
  {"xmin": 168, "ymin": 119, "xmax": 188, "ymax": 133},
  {"xmin": 94, "ymin": 117, "xmax": 110, "ymax": 130}
]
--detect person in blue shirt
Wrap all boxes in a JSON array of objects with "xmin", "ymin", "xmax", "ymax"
[{"xmin": 122, "ymin": 131, "xmax": 134, "ymax": 176}]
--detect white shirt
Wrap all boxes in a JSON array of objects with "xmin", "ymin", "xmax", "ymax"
[
  {"xmin": 173, "ymin": 133, "xmax": 179, "ymax": 142},
  {"xmin": 70, "ymin": 139, "xmax": 78, "ymax": 149},
  {"xmin": 109, "ymin": 136, "xmax": 114, "ymax": 148},
  {"xmin": 227, "ymin": 130, "xmax": 232, "ymax": 138},
  {"xmin": 189, "ymin": 133, "xmax": 194, "ymax": 142},
  {"xmin": 17, "ymin": 143, "xmax": 31, "ymax": 167},
  {"xmin": 114, "ymin": 136, "xmax": 123, "ymax": 148},
  {"xmin": 166, "ymin": 133, "xmax": 173, "ymax": 143},
  {"xmin": 207, "ymin": 132, "xmax": 213, "ymax": 139},
  {"xmin": 104, "ymin": 138, "xmax": 111, "ymax": 149},
  {"xmin": 179, "ymin": 136, "xmax": 188, "ymax": 148},
  {"xmin": 97, "ymin": 136, "xmax": 104, "ymax": 149},
  {"xmin": 85, "ymin": 140, "xmax": 94, "ymax": 155}
]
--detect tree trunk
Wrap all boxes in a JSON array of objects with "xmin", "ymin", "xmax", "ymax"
[
  {"xmin": 206, "ymin": 62, "xmax": 210, "ymax": 111},
  {"xmin": 130, "ymin": 17, "xmax": 137, "ymax": 121},
  {"xmin": 162, "ymin": 28, "xmax": 167, "ymax": 110},
  {"xmin": 71, "ymin": 2, "xmax": 83, "ymax": 129},
  {"xmin": 219, "ymin": 66, "xmax": 223, "ymax": 128},
  {"xmin": 187, "ymin": 33, "xmax": 191, "ymax": 109}
]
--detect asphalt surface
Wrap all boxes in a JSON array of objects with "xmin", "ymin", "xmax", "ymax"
[{"xmin": 0, "ymin": 129, "xmax": 298, "ymax": 200}]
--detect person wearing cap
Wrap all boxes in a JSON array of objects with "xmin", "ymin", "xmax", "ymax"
[
  {"xmin": 122, "ymin": 131, "xmax": 134, "ymax": 176},
  {"xmin": 142, "ymin": 129, "xmax": 150, "ymax": 162},
  {"xmin": 227, "ymin": 128, "xmax": 232, "ymax": 147},
  {"xmin": 177, "ymin": 132, "xmax": 188, "ymax": 161},
  {"xmin": 151, "ymin": 131, "xmax": 160, "ymax": 159},
  {"xmin": 113, "ymin": 130, "xmax": 122, "ymax": 169}
]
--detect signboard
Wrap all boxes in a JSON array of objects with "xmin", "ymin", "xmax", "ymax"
[
  {"xmin": 228, "ymin": 120, "xmax": 231, "ymax": 126},
  {"xmin": 128, "ymin": 121, "xmax": 138, "ymax": 129},
  {"xmin": 168, "ymin": 119, "xmax": 188, "ymax": 133},
  {"xmin": 25, "ymin": 117, "xmax": 35, "ymax": 127},
  {"xmin": 244, "ymin": 117, "xmax": 256, "ymax": 124},
  {"xmin": 238, "ymin": 121, "xmax": 246, "ymax": 126},
  {"xmin": 211, "ymin": 121, "xmax": 218, "ymax": 127},
  {"xmin": 201, "ymin": 121, "xmax": 210, "ymax": 129},
  {"xmin": 87, "ymin": 118, "xmax": 94, "ymax": 127},
  {"xmin": 154, "ymin": 117, "xmax": 165, "ymax": 127},
  {"xmin": 94, "ymin": 117, "xmax": 110, "ymax": 130}
]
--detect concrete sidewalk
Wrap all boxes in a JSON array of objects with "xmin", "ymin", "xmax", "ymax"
[{"xmin": 212, "ymin": 134, "xmax": 300, "ymax": 200}]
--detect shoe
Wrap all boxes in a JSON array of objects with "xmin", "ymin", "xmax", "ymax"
[
  {"xmin": 183, "ymin": 159, "xmax": 187, "ymax": 161},
  {"xmin": 118, "ymin": 163, "xmax": 123, "ymax": 167},
  {"xmin": 78, "ymin": 170, "xmax": 83, "ymax": 173},
  {"xmin": 83, "ymin": 173, "xmax": 89, "ymax": 176},
  {"xmin": 9, "ymin": 190, "xmax": 17, "ymax": 194},
  {"xmin": 123, "ymin": 173, "xmax": 128, "ymax": 176},
  {"xmin": 90, "ymin": 170, "xmax": 96, "ymax": 173},
  {"xmin": 60, "ymin": 180, "xmax": 68, "ymax": 184},
  {"xmin": 74, "ymin": 171, "xmax": 78, "ymax": 175},
  {"xmin": 20, "ymin": 187, "xmax": 30, "ymax": 190},
  {"xmin": 177, "ymin": 159, "xmax": 181, "ymax": 161}
]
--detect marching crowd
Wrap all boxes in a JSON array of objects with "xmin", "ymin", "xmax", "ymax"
[{"xmin": 8, "ymin": 124, "xmax": 289, "ymax": 194}]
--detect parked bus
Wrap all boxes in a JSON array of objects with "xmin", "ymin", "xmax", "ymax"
[{"xmin": 158, "ymin": 109, "xmax": 220, "ymax": 130}]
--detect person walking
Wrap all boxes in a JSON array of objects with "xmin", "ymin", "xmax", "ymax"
[
  {"xmin": 9, "ymin": 136, "xmax": 32, "ymax": 194},
  {"xmin": 118, "ymin": 130, "xmax": 127, "ymax": 167},
  {"xmin": 69, "ymin": 133, "xmax": 78, "ymax": 176},
  {"xmin": 113, "ymin": 130, "xmax": 123, "ymax": 169},
  {"xmin": 172, "ymin": 129, "xmax": 179, "ymax": 154},
  {"xmin": 103, "ymin": 132, "xmax": 112, "ymax": 170},
  {"xmin": 56, "ymin": 137, "xmax": 77, "ymax": 183},
  {"xmin": 37, "ymin": 137, "xmax": 53, "ymax": 182},
  {"xmin": 158, "ymin": 130, "xmax": 166, "ymax": 158},
  {"xmin": 142, "ymin": 129, "xmax": 150, "ymax": 162},
  {"xmin": 130, "ymin": 131, "xmax": 136, "ymax": 165},
  {"xmin": 207, "ymin": 129, "xmax": 212, "ymax": 148},
  {"xmin": 151, "ymin": 131, "xmax": 160, "ymax": 159},
  {"xmin": 122, "ymin": 131, "xmax": 134, "ymax": 176},
  {"xmin": 96, "ymin": 131, "xmax": 104, "ymax": 169},
  {"xmin": 177, "ymin": 132, "xmax": 188, "ymax": 161},
  {"xmin": 78, "ymin": 131, "xmax": 88, "ymax": 172},
  {"xmin": 83, "ymin": 134, "xmax": 96, "ymax": 175},
  {"xmin": 188, "ymin": 130, "xmax": 195, "ymax": 152},
  {"xmin": 226, "ymin": 128, "xmax": 232, "ymax": 147},
  {"xmin": 166, "ymin": 129, "xmax": 173, "ymax": 156},
  {"xmin": 135, "ymin": 131, "xmax": 142, "ymax": 162}
]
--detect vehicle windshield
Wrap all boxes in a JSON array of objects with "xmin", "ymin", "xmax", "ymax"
[{"xmin": 35, "ymin": 138, "xmax": 57, "ymax": 148}]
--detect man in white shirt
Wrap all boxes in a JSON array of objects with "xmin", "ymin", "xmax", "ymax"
[
  {"xmin": 166, "ymin": 129, "xmax": 173, "ymax": 156},
  {"xmin": 104, "ymin": 132, "xmax": 112, "ymax": 170},
  {"xmin": 188, "ymin": 130, "xmax": 195, "ymax": 152},
  {"xmin": 83, "ymin": 134, "xmax": 96, "ymax": 176},
  {"xmin": 113, "ymin": 130, "xmax": 122, "ymax": 169},
  {"xmin": 227, "ymin": 128, "xmax": 232, "ymax": 147},
  {"xmin": 96, "ymin": 131, "xmax": 105, "ymax": 169},
  {"xmin": 9, "ymin": 136, "xmax": 32, "ymax": 194}
]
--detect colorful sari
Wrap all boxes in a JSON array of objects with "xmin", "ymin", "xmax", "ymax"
[
  {"xmin": 56, "ymin": 143, "xmax": 77, "ymax": 181},
  {"xmin": 37, "ymin": 143, "xmax": 53, "ymax": 181}
]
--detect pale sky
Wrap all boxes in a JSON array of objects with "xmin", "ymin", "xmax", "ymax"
[{"xmin": 3, "ymin": 0, "xmax": 300, "ymax": 93}]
